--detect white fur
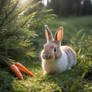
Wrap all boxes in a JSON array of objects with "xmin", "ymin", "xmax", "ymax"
[
  {"xmin": 61, "ymin": 46, "xmax": 77, "ymax": 68},
  {"xmin": 41, "ymin": 48, "xmax": 69, "ymax": 75}
]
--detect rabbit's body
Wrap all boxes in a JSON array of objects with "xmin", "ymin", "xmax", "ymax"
[
  {"xmin": 41, "ymin": 46, "xmax": 76, "ymax": 74},
  {"xmin": 41, "ymin": 25, "xmax": 77, "ymax": 75}
]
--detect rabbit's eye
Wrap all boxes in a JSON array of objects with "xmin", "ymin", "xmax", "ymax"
[{"xmin": 54, "ymin": 47, "xmax": 57, "ymax": 52}]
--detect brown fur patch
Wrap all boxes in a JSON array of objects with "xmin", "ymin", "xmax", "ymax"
[{"xmin": 43, "ymin": 41, "xmax": 62, "ymax": 60}]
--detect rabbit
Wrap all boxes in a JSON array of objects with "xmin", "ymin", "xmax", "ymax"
[{"xmin": 41, "ymin": 25, "xmax": 77, "ymax": 75}]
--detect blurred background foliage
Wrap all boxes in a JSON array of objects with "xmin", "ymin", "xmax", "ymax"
[{"xmin": 47, "ymin": 0, "xmax": 92, "ymax": 16}]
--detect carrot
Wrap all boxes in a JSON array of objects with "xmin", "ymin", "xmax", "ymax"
[
  {"xmin": 10, "ymin": 64, "xmax": 24, "ymax": 81},
  {"xmin": 15, "ymin": 62, "xmax": 36, "ymax": 78}
]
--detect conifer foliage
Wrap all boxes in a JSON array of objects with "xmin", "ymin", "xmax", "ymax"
[{"xmin": 0, "ymin": 0, "xmax": 54, "ymax": 65}]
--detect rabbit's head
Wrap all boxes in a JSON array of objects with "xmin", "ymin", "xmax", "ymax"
[{"xmin": 42, "ymin": 25, "xmax": 63, "ymax": 60}]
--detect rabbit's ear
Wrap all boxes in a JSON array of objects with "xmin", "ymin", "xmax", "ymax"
[
  {"xmin": 45, "ymin": 25, "xmax": 53, "ymax": 42},
  {"xmin": 55, "ymin": 26, "xmax": 63, "ymax": 42}
]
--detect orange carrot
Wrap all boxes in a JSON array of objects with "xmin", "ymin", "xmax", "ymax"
[
  {"xmin": 10, "ymin": 64, "xmax": 24, "ymax": 81},
  {"xmin": 15, "ymin": 62, "xmax": 36, "ymax": 78}
]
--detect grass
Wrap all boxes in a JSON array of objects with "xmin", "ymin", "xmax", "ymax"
[
  {"xmin": 0, "ymin": 16, "xmax": 92, "ymax": 92},
  {"xmin": 0, "ymin": 61, "xmax": 87, "ymax": 92}
]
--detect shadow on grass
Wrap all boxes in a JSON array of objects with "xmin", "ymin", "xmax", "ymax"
[{"xmin": 0, "ymin": 67, "xmax": 14, "ymax": 92}]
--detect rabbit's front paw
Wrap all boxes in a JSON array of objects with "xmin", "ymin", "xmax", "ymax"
[{"xmin": 43, "ymin": 71, "xmax": 48, "ymax": 75}]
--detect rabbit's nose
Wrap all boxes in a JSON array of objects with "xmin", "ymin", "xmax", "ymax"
[{"xmin": 45, "ymin": 54, "xmax": 49, "ymax": 59}]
